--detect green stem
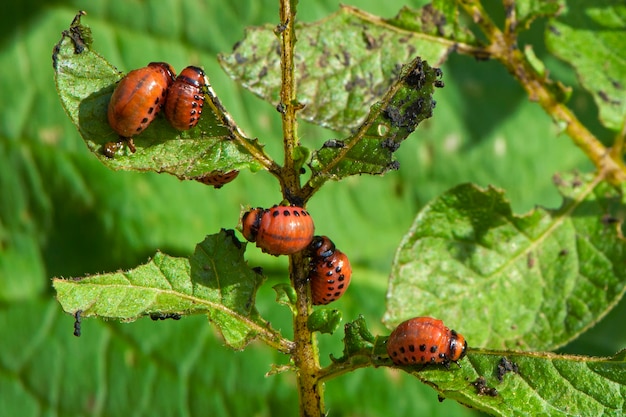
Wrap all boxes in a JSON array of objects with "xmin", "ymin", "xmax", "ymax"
[
  {"xmin": 278, "ymin": 0, "xmax": 304, "ymax": 199},
  {"xmin": 290, "ymin": 252, "xmax": 324, "ymax": 417},
  {"xmin": 277, "ymin": 0, "xmax": 324, "ymax": 416},
  {"xmin": 457, "ymin": 0, "xmax": 626, "ymax": 184}
]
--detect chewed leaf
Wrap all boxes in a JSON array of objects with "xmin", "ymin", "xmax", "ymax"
[
  {"xmin": 220, "ymin": 5, "xmax": 452, "ymax": 133},
  {"xmin": 307, "ymin": 308, "xmax": 342, "ymax": 335},
  {"xmin": 324, "ymin": 327, "xmax": 626, "ymax": 416},
  {"xmin": 52, "ymin": 11, "xmax": 263, "ymax": 178},
  {"xmin": 53, "ymin": 230, "xmax": 290, "ymax": 351},
  {"xmin": 303, "ymin": 57, "xmax": 441, "ymax": 195},
  {"xmin": 546, "ymin": 3, "xmax": 626, "ymax": 131},
  {"xmin": 384, "ymin": 173, "xmax": 626, "ymax": 351},
  {"xmin": 418, "ymin": 350, "xmax": 626, "ymax": 417}
]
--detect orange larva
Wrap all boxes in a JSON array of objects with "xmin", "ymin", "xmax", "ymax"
[
  {"xmin": 164, "ymin": 66, "xmax": 206, "ymax": 131},
  {"xmin": 308, "ymin": 236, "xmax": 351, "ymax": 305},
  {"xmin": 241, "ymin": 205, "xmax": 314, "ymax": 256},
  {"xmin": 386, "ymin": 317, "xmax": 467, "ymax": 367},
  {"xmin": 107, "ymin": 62, "xmax": 175, "ymax": 140}
]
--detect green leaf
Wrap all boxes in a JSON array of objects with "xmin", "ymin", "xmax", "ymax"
[
  {"xmin": 330, "ymin": 315, "xmax": 379, "ymax": 363},
  {"xmin": 325, "ymin": 325, "xmax": 626, "ymax": 416},
  {"xmin": 390, "ymin": 3, "xmax": 476, "ymax": 44},
  {"xmin": 307, "ymin": 308, "xmax": 342, "ymax": 334},
  {"xmin": 384, "ymin": 173, "xmax": 626, "ymax": 351},
  {"xmin": 514, "ymin": 0, "xmax": 563, "ymax": 31},
  {"xmin": 219, "ymin": 5, "xmax": 451, "ymax": 133},
  {"xmin": 546, "ymin": 1, "xmax": 626, "ymax": 131},
  {"xmin": 304, "ymin": 56, "xmax": 441, "ymax": 192},
  {"xmin": 52, "ymin": 11, "xmax": 263, "ymax": 178},
  {"xmin": 401, "ymin": 349, "xmax": 626, "ymax": 417},
  {"xmin": 273, "ymin": 282, "xmax": 297, "ymax": 314},
  {"xmin": 53, "ymin": 230, "xmax": 290, "ymax": 351}
]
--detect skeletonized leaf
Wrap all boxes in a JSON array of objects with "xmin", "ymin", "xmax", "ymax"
[
  {"xmin": 220, "ymin": 5, "xmax": 453, "ymax": 133},
  {"xmin": 304, "ymin": 56, "xmax": 441, "ymax": 192}
]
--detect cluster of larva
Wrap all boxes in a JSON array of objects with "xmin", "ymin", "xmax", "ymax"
[
  {"xmin": 109, "ymin": 65, "xmax": 466, "ymax": 370},
  {"xmin": 240, "ymin": 206, "xmax": 352, "ymax": 305},
  {"xmin": 107, "ymin": 62, "xmax": 206, "ymax": 145},
  {"xmin": 239, "ymin": 205, "xmax": 467, "ymax": 368},
  {"xmin": 105, "ymin": 62, "xmax": 237, "ymax": 188}
]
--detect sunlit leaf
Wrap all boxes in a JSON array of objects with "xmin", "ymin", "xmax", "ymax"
[
  {"xmin": 385, "ymin": 173, "xmax": 626, "ymax": 351},
  {"xmin": 54, "ymin": 230, "xmax": 289, "ymax": 350}
]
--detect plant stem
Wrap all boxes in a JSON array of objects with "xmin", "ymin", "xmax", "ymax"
[
  {"xmin": 290, "ymin": 252, "xmax": 324, "ymax": 417},
  {"xmin": 278, "ymin": 0, "xmax": 304, "ymax": 199},
  {"xmin": 457, "ymin": 0, "xmax": 626, "ymax": 184},
  {"xmin": 277, "ymin": 0, "xmax": 324, "ymax": 416}
]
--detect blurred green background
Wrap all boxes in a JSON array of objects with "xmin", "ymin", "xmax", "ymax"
[{"xmin": 1, "ymin": 0, "xmax": 624, "ymax": 416}]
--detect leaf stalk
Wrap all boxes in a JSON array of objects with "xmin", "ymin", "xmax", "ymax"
[{"xmin": 457, "ymin": 0, "xmax": 626, "ymax": 184}]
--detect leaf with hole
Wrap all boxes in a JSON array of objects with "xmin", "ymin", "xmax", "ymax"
[{"xmin": 219, "ymin": 5, "xmax": 451, "ymax": 134}]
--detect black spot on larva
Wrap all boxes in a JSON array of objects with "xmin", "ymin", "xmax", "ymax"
[
  {"xmin": 399, "ymin": 347, "xmax": 406, "ymax": 354},
  {"xmin": 430, "ymin": 345, "xmax": 438, "ymax": 353},
  {"xmin": 419, "ymin": 344, "xmax": 427, "ymax": 352},
  {"xmin": 327, "ymin": 279, "xmax": 335, "ymax": 284},
  {"xmin": 408, "ymin": 344, "xmax": 415, "ymax": 352}
]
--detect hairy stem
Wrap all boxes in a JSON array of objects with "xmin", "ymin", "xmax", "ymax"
[
  {"xmin": 277, "ymin": 0, "xmax": 324, "ymax": 416},
  {"xmin": 291, "ymin": 252, "xmax": 324, "ymax": 417},
  {"xmin": 278, "ymin": 0, "xmax": 304, "ymax": 200}
]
